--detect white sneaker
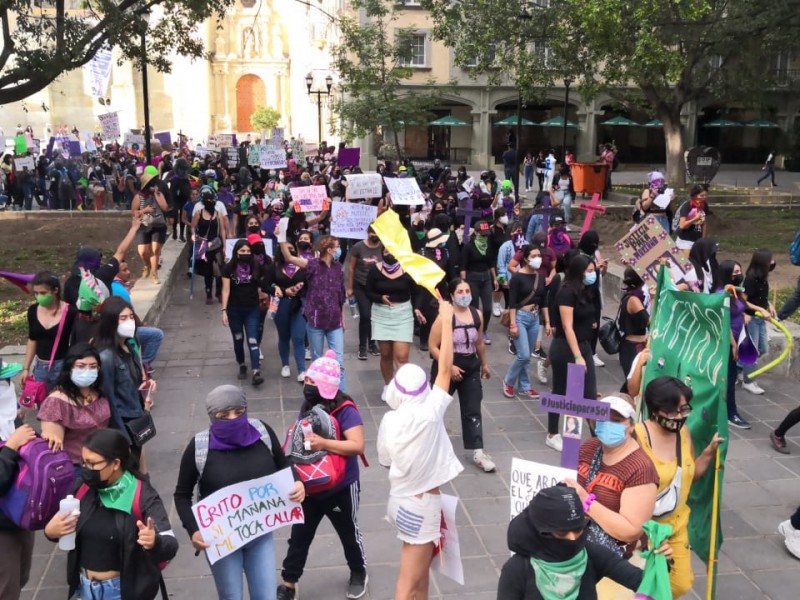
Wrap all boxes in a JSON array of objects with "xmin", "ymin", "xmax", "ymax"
[
  {"xmin": 782, "ymin": 521, "xmax": 800, "ymax": 560},
  {"xmin": 545, "ymin": 434, "xmax": 563, "ymax": 452},
  {"xmin": 281, "ymin": 366, "xmax": 291, "ymax": 378},
  {"xmin": 779, "ymin": 519, "xmax": 795, "ymax": 538},
  {"xmin": 537, "ymin": 361, "xmax": 548, "ymax": 384},
  {"xmin": 592, "ymin": 354, "xmax": 605, "ymax": 367},
  {"xmin": 742, "ymin": 381, "xmax": 765, "ymax": 395},
  {"xmin": 259, "ymin": 349, "xmax": 264, "ymax": 361},
  {"xmin": 305, "ymin": 348, "xmax": 311, "ymax": 361},
  {"xmin": 297, "ymin": 371, "xmax": 306, "ymax": 383},
  {"xmin": 381, "ymin": 385, "xmax": 388, "ymax": 402},
  {"xmin": 473, "ymin": 449, "xmax": 496, "ymax": 473},
  {"xmin": 492, "ymin": 302, "xmax": 502, "ymax": 317}
]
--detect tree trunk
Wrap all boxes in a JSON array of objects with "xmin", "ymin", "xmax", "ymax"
[
  {"xmin": 660, "ymin": 109, "xmax": 686, "ymax": 187},
  {"xmin": 393, "ymin": 128, "xmax": 404, "ymax": 162}
]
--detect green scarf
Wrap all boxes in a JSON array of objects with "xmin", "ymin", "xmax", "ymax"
[
  {"xmin": 97, "ymin": 471, "xmax": 138, "ymax": 514},
  {"xmin": 529, "ymin": 548, "xmax": 588, "ymax": 600},
  {"xmin": 474, "ymin": 235, "xmax": 488, "ymax": 255}
]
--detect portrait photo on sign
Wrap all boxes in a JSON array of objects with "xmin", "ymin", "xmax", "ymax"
[{"xmin": 562, "ymin": 416, "xmax": 583, "ymax": 440}]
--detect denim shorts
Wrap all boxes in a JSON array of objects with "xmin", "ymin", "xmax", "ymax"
[
  {"xmin": 79, "ymin": 572, "xmax": 121, "ymax": 600},
  {"xmin": 387, "ymin": 493, "xmax": 443, "ymax": 545}
]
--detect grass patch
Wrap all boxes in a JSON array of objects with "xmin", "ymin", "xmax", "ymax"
[
  {"xmin": 774, "ymin": 288, "xmax": 800, "ymax": 326},
  {"xmin": 0, "ymin": 300, "xmax": 27, "ymax": 347},
  {"xmin": 710, "ymin": 208, "xmax": 800, "ymax": 254}
]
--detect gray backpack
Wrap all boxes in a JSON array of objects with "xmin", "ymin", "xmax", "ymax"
[{"xmin": 194, "ymin": 419, "xmax": 272, "ymax": 477}]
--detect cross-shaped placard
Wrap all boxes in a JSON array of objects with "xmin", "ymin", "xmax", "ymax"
[
  {"xmin": 576, "ymin": 193, "xmax": 606, "ymax": 236},
  {"xmin": 456, "ymin": 195, "xmax": 483, "ymax": 246},
  {"xmin": 528, "ymin": 193, "xmax": 559, "ymax": 239},
  {"xmin": 538, "ymin": 363, "xmax": 611, "ymax": 469}
]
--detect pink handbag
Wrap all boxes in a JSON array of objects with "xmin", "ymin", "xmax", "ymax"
[{"xmin": 19, "ymin": 305, "xmax": 68, "ymax": 408}]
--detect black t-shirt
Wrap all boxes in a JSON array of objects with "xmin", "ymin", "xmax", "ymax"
[
  {"xmin": 222, "ymin": 261, "xmax": 263, "ymax": 309},
  {"xmin": 461, "ymin": 240, "xmax": 493, "ymax": 273},
  {"xmin": 27, "ymin": 303, "xmax": 76, "ymax": 361},
  {"xmin": 744, "ymin": 275, "xmax": 769, "ymax": 312},
  {"xmin": 63, "ymin": 258, "xmax": 120, "ymax": 312},
  {"xmin": 77, "ymin": 503, "xmax": 121, "ymax": 571},
  {"xmin": 552, "ymin": 285, "xmax": 596, "ymax": 343},
  {"xmin": 509, "ymin": 272, "xmax": 546, "ymax": 310},
  {"xmin": 366, "ymin": 266, "xmax": 416, "ymax": 304},
  {"xmin": 677, "ymin": 202, "xmax": 706, "ymax": 242}
]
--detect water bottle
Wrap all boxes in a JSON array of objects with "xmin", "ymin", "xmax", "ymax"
[
  {"xmin": 348, "ymin": 296, "xmax": 359, "ymax": 319},
  {"xmin": 58, "ymin": 495, "xmax": 80, "ymax": 551},
  {"xmin": 301, "ymin": 419, "xmax": 313, "ymax": 451},
  {"xmin": 268, "ymin": 296, "xmax": 280, "ymax": 320}
]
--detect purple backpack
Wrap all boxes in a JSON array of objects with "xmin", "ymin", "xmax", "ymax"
[{"xmin": 0, "ymin": 438, "xmax": 74, "ymax": 530}]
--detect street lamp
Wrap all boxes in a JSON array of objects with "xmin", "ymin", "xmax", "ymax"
[
  {"xmin": 139, "ymin": 13, "xmax": 152, "ymax": 163},
  {"xmin": 562, "ymin": 77, "xmax": 573, "ymax": 164},
  {"xmin": 305, "ymin": 73, "xmax": 333, "ymax": 144}
]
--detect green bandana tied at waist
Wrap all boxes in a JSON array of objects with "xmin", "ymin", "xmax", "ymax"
[
  {"xmin": 97, "ymin": 470, "xmax": 137, "ymax": 514},
  {"xmin": 529, "ymin": 548, "xmax": 588, "ymax": 600}
]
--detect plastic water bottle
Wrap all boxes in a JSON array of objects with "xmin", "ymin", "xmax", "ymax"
[
  {"xmin": 58, "ymin": 495, "xmax": 80, "ymax": 551},
  {"xmin": 268, "ymin": 296, "xmax": 280, "ymax": 320},
  {"xmin": 348, "ymin": 296, "xmax": 359, "ymax": 319},
  {"xmin": 301, "ymin": 419, "xmax": 313, "ymax": 451}
]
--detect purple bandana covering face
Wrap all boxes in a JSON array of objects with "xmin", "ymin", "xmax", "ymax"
[
  {"xmin": 208, "ymin": 414, "xmax": 262, "ymax": 450},
  {"xmin": 234, "ymin": 263, "xmax": 252, "ymax": 283}
]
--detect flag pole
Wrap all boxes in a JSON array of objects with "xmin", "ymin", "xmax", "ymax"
[{"xmin": 705, "ymin": 446, "xmax": 722, "ymax": 600}]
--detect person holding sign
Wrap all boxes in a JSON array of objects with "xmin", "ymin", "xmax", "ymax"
[
  {"xmin": 674, "ymin": 184, "xmax": 709, "ymax": 256},
  {"xmin": 174, "ymin": 386, "xmax": 304, "ymax": 600},
  {"xmin": 45, "ymin": 429, "xmax": 178, "ymax": 600}
]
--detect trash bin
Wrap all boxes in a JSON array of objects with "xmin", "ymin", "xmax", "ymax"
[{"xmin": 571, "ymin": 162, "xmax": 608, "ymax": 195}]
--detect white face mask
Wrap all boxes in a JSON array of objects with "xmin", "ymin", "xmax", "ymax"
[
  {"xmin": 499, "ymin": 216, "xmax": 509, "ymax": 225},
  {"xmin": 528, "ymin": 257, "xmax": 542, "ymax": 270},
  {"xmin": 117, "ymin": 319, "xmax": 136, "ymax": 339}
]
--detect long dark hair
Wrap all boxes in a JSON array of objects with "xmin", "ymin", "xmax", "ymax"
[
  {"xmin": 94, "ymin": 296, "xmax": 135, "ymax": 351},
  {"xmin": 447, "ymin": 277, "xmax": 469, "ymax": 299},
  {"xmin": 563, "ymin": 254, "xmax": 593, "ymax": 303},
  {"xmin": 230, "ymin": 239, "xmax": 258, "ymax": 274},
  {"xmin": 83, "ymin": 429, "xmax": 143, "ymax": 479},
  {"xmin": 689, "ymin": 238, "xmax": 719, "ymax": 290},
  {"xmin": 717, "ymin": 259, "xmax": 741, "ymax": 288},
  {"xmin": 52, "ymin": 343, "xmax": 103, "ymax": 404},
  {"xmin": 746, "ymin": 248, "xmax": 772, "ymax": 281}
]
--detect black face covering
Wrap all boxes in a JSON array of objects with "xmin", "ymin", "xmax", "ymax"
[
  {"xmin": 368, "ymin": 235, "xmax": 379, "ymax": 244},
  {"xmin": 654, "ymin": 414, "xmax": 686, "ymax": 432},
  {"xmin": 731, "ymin": 274, "xmax": 744, "ymax": 286},
  {"xmin": 247, "ymin": 225, "xmax": 260, "ymax": 234},
  {"xmin": 303, "ymin": 384, "xmax": 323, "ymax": 407},
  {"xmin": 297, "ymin": 241, "xmax": 312, "ymax": 252},
  {"xmin": 203, "ymin": 200, "xmax": 216, "ymax": 213},
  {"xmin": 80, "ymin": 467, "xmax": 110, "ymax": 489}
]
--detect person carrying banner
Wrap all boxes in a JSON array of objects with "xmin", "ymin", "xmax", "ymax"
[{"xmin": 740, "ymin": 249, "xmax": 777, "ymax": 396}]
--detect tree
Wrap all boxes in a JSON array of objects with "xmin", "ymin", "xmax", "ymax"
[
  {"xmin": 250, "ymin": 105, "xmax": 281, "ymax": 134},
  {"xmin": 333, "ymin": 0, "xmax": 447, "ymax": 160},
  {"xmin": 0, "ymin": 0, "xmax": 232, "ymax": 106}
]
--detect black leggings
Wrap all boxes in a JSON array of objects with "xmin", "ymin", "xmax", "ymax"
[
  {"xmin": 775, "ymin": 406, "xmax": 800, "ymax": 438},
  {"xmin": 431, "ymin": 353, "xmax": 484, "ymax": 449},
  {"xmin": 353, "ymin": 282, "xmax": 373, "ymax": 349},
  {"xmin": 466, "ymin": 271, "xmax": 493, "ymax": 334},
  {"xmin": 618, "ymin": 338, "xmax": 645, "ymax": 393},
  {"xmin": 549, "ymin": 337, "xmax": 597, "ymax": 435}
]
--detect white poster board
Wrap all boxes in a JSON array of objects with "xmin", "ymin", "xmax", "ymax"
[
  {"xmin": 345, "ymin": 174, "xmax": 383, "ymax": 200},
  {"xmin": 217, "ymin": 134, "xmax": 233, "ymax": 148},
  {"xmin": 207, "ymin": 135, "xmax": 220, "ymax": 151},
  {"xmin": 384, "ymin": 177, "xmax": 425, "ymax": 206},
  {"xmin": 276, "ymin": 217, "xmax": 289, "ymax": 244},
  {"xmin": 123, "ymin": 132, "xmax": 145, "ymax": 147},
  {"xmin": 269, "ymin": 128, "xmax": 284, "ymax": 145},
  {"xmin": 225, "ymin": 238, "xmax": 274, "ymax": 261},
  {"xmin": 509, "ymin": 458, "xmax": 576, "ymax": 521},
  {"xmin": 330, "ymin": 201, "xmax": 378, "ymax": 240},
  {"xmin": 260, "ymin": 145, "xmax": 288, "ymax": 169},
  {"xmin": 13, "ymin": 156, "xmax": 34, "ymax": 171},
  {"xmin": 290, "ymin": 185, "xmax": 328, "ymax": 212},
  {"xmin": 430, "ymin": 493, "xmax": 464, "ymax": 585},
  {"xmin": 191, "ymin": 469, "xmax": 303, "ymax": 565},
  {"xmin": 98, "ymin": 113, "xmax": 120, "ymax": 139}
]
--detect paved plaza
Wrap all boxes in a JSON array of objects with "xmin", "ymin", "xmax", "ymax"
[{"xmin": 18, "ymin": 277, "xmax": 800, "ymax": 599}]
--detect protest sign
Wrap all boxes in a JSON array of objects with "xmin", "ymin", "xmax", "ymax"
[
  {"xmin": 98, "ymin": 113, "xmax": 120, "ymax": 139},
  {"xmin": 192, "ymin": 468, "xmax": 303, "ymax": 565},
  {"xmin": 66, "ymin": 141, "xmax": 82, "ymax": 157},
  {"xmin": 276, "ymin": 217, "xmax": 289, "ymax": 244},
  {"xmin": 510, "ymin": 458, "xmax": 576, "ymax": 520},
  {"xmin": 615, "ymin": 216, "xmax": 689, "ymax": 282},
  {"xmin": 384, "ymin": 177, "xmax": 425, "ymax": 206},
  {"xmin": 218, "ymin": 134, "xmax": 233, "ymax": 148},
  {"xmin": 269, "ymin": 128, "xmax": 284, "ymax": 145},
  {"xmin": 430, "ymin": 494, "xmax": 464, "ymax": 585},
  {"xmin": 248, "ymin": 144, "xmax": 260, "ymax": 166},
  {"xmin": 338, "ymin": 147, "xmax": 361, "ymax": 168},
  {"xmin": 345, "ymin": 173, "xmax": 383, "ymax": 199},
  {"xmin": 291, "ymin": 139, "xmax": 305, "ymax": 164},
  {"xmin": 260, "ymin": 145, "xmax": 288, "ymax": 169},
  {"xmin": 0, "ymin": 133, "xmax": 6, "ymax": 153},
  {"xmin": 13, "ymin": 156, "xmax": 34, "ymax": 171},
  {"xmin": 123, "ymin": 132, "xmax": 145, "ymax": 150},
  {"xmin": 290, "ymin": 185, "xmax": 328, "ymax": 212},
  {"xmin": 155, "ymin": 132, "xmax": 172, "ymax": 148},
  {"xmin": 331, "ymin": 201, "xmax": 378, "ymax": 239},
  {"xmin": 225, "ymin": 238, "xmax": 273, "ymax": 261},
  {"xmin": 195, "ymin": 146, "xmax": 210, "ymax": 158},
  {"xmin": 207, "ymin": 135, "xmax": 220, "ymax": 151}
]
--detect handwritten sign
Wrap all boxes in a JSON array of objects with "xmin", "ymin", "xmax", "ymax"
[
  {"xmin": 260, "ymin": 145, "xmax": 288, "ymax": 170},
  {"xmin": 191, "ymin": 469, "xmax": 303, "ymax": 565},
  {"xmin": 615, "ymin": 216, "xmax": 689, "ymax": 282},
  {"xmin": 331, "ymin": 201, "xmax": 378, "ymax": 240},
  {"xmin": 207, "ymin": 135, "xmax": 221, "ymax": 151},
  {"xmin": 98, "ymin": 113, "xmax": 120, "ymax": 139},
  {"xmin": 276, "ymin": 217, "xmax": 289, "ymax": 244},
  {"xmin": 13, "ymin": 156, "xmax": 34, "ymax": 171},
  {"xmin": 225, "ymin": 238, "xmax": 274, "ymax": 261},
  {"xmin": 269, "ymin": 128, "xmax": 284, "ymax": 145},
  {"xmin": 218, "ymin": 134, "xmax": 233, "ymax": 148},
  {"xmin": 384, "ymin": 177, "xmax": 425, "ymax": 206},
  {"xmin": 123, "ymin": 132, "xmax": 145, "ymax": 148},
  {"xmin": 510, "ymin": 458, "xmax": 576, "ymax": 521},
  {"xmin": 345, "ymin": 173, "xmax": 383, "ymax": 199},
  {"xmin": 337, "ymin": 147, "xmax": 361, "ymax": 168},
  {"xmin": 291, "ymin": 139, "xmax": 305, "ymax": 164},
  {"xmin": 290, "ymin": 185, "xmax": 328, "ymax": 212},
  {"xmin": 430, "ymin": 494, "xmax": 464, "ymax": 585}
]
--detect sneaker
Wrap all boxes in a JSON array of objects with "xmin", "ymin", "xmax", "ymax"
[
  {"xmin": 369, "ymin": 342, "xmax": 380, "ymax": 356},
  {"xmin": 142, "ymin": 265, "xmax": 150, "ymax": 278},
  {"xmin": 532, "ymin": 347, "xmax": 547, "ymax": 360},
  {"xmin": 784, "ymin": 524, "xmax": 800, "ymax": 560},
  {"xmin": 276, "ymin": 585, "xmax": 296, "ymax": 600},
  {"xmin": 357, "ymin": 347, "xmax": 367, "ymax": 361},
  {"xmin": 728, "ymin": 413, "xmax": 751, "ymax": 429},
  {"xmin": 519, "ymin": 389, "xmax": 540, "ymax": 400},
  {"xmin": 536, "ymin": 361, "xmax": 548, "ymax": 384},
  {"xmin": 483, "ymin": 333, "xmax": 492, "ymax": 346},
  {"xmin": 252, "ymin": 371, "xmax": 264, "ymax": 386},
  {"xmin": 473, "ymin": 449, "xmax": 496, "ymax": 473},
  {"xmin": 346, "ymin": 571, "xmax": 368, "ymax": 599},
  {"xmin": 545, "ymin": 434, "xmax": 564, "ymax": 452},
  {"xmin": 238, "ymin": 365, "xmax": 247, "ymax": 380},
  {"xmin": 492, "ymin": 302, "xmax": 502, "ymax": 317},
  {"xmin": 381, "ymin": 385, "xmax": 388, "ymax": 402},
  {"xmin": 592, "ymin": 354, "xmax": 605, "ymax": 367},
  {"xmin": 305, "ymin": 347, "xmax": 312, "ymax": 361},
  {"xmin": 742, "ymin": 381, "xmax": 765, "ymax": 395},
  {"xmin": 297, "ymin": 371, "xmax": 306, "ymax": 383},
  {"xmin": 771, "ymin": 431, "xmax": 790, "ymax": 454},
  {"xmin": 779, "ymin": 519, "xmax": 796, "ymax": 538},
  {"xmin": 281, "ymin": 365, "xmax": 291, "ymax": 378},
  {"xmin": 259, "ymin": 349, "xmax": 264, "ymax": 361},
  {"xmin": 151, "ymin": 273, "xmax": 160, "ymax": 285},
  {"xmin": 420, "ymin": 341, "xmax": 429, "ymax": 352},
  {"xmin": 508, "ymin": 339, "xmax": 517, "ymax": 355},
  {"xmin": 502, "ymin": 383, "xmax": 515, "ymax": 398}
]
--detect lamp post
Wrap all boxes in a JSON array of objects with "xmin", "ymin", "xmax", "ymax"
[
  {"xmin": 305, "ymin": 73, "xmax": 333, "ymax": 144},
  {"xmin": 139, "ymin": 15, "xmax": 152, "ymax": 163},
  {"xmin": 562, "ymin": 77, "xmax": 573, "ymax": 164}
]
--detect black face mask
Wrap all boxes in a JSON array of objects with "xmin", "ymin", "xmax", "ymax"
[
  {"xmin": 368, "ymin": 235, "xmax": 379, "ymax": 244},
  {"xmin": 80, "ymin": 467, "xmax": 110, "ymax": 489},
  {"xmin": 247, "ymin": 225, "xmax": 260, "ymax": 234},
  {"xmin": 383, "ymin": 254, "xmax": 398, "ymax": 265},
  {"xmin": 297, "ymin": 241, "xmax": 312, "ymax": 252},
  {"xmin": 731, "ymin": 274, "xmax": 744, "ymax": 286},
  {"xmin": 203, "ymin": 201, "xmax": 216, "ymax": 212},
  {"xmin": 303, "ymin": 384, "xmax": 323, "ymax": 406},
  {"xmin": 654, "ymin": 414, "xmax": 686, "ymax": 432},
  {"xmin": 536, "ymin": 530, "xmax": 588, "ymax": 563}
]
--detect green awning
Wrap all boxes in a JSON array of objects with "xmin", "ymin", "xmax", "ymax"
[
  {"xmin": 494, "ymin": 116, "xmax": 536, "ymax": 126},
  {"xmin": 600, "ymin": 115, "xmax": 641, "ymax": 126},
  {"xmin": 538, "ymin": 116, "xmax": 578, "ymax": 128},
  {"xmin": 429, "ymin": 115, "xmax": 470, "ymax": 127}
]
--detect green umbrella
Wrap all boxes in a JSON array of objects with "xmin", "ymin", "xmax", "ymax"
[
  {"xmin": 702, "ymin": 118, "xmax": 742, "ymax": 128},
  {"xmin": 493, "ymin": 115, "xmax": 536, "ymax": 126},
  {"xmin": 745, "ymin": 119, "xmax": 780, "ymax": 128},
  {"xmin": 538, "ymin": 116, "xmax": 578, "ymax": 128},
  {"xmin": 643, "ymin": 119, "xmax": 663, "ymax": 128},
  {"xmin": 429, "ymin": 115, "xmax": 470, "ymax": 127},
  {"xmin": 601, "ymin": 115, "xmax": 641, "ymax": 126}
]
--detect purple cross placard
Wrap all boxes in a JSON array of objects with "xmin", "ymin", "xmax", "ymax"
[
  {"xmin": 456, "ymin": 195, "xmax": 483, "ymax": 245},
  {"xmin": 539, "ymin": 363, "xmax": 611, "ymax": 469},
  {"xmin": 577, "ymin": 193, "xmax": 606, "ymax": 235}
]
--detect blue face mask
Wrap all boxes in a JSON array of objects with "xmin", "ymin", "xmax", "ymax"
[
  {"xmin": 70, "ymin": 369, "xmax": 98, "ymax": 388},
  {"xmin": 583, "ymin": 271, "xmax": 597, "ymax": 286},
  {"xmin": 454, "ymin": 295, "xmax": 472, "ymax": 308},
  {"xmin": 594, "ymin": 420, "xmax": 628, "ymax": 448},
  {"xmin": 332, "ymin": 247, "xmax": 342, "ymax": 261}
]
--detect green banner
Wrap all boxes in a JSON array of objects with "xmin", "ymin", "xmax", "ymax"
[{"xmin": 643, "ymin": 267, "xmax": 730, "ymax": 568}]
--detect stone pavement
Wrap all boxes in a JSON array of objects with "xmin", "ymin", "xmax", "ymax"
[{"xmin": 20, "ymin": 280, "xmax": 800, "ymax": 599}]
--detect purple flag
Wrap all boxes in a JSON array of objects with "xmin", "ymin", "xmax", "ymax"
[
  {"xmin": 338, "ymin": 147, "xmax": 361, "ymax": 168},
  {"xmin": 0, "ymin": 271, "xmax": 35, "ymax": 294},
  {"xmin": 155, "ymin": 131, "xmax": 172, "ymax": 146}
]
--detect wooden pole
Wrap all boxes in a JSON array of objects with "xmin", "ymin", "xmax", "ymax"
[{"xmin": 705, "ymin": 447, "xmax": 722, "ymax": 600}]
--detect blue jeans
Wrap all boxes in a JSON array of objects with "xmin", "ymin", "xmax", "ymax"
[
  {"xmin": 137, "ymin": 326, "xmax": 164, "ymax": 367},
  {"xmin": 273, "ymin": 299, "xmax": 307, "ymax": 373},
  {"xmin": 503, "ymin": 310, "xmax": 539, "ymax": 393},
  {"xmin": 33, "ymin": 358, "xmax": 64, "ymax": 393},
  {"xmin": 306, "ymin": 325, "xmax": 346, "ymax": 392},
  {"xmin": 525, "ymin": 214, "xmax": 544, "ymax": 243},
  {"xmin": 524, "ymin": 165, "xmax": 534, "ymax": 189},
  {"xmin": 741, "ymin": 318, "xmax": 769, "ymax": 383},
  {"xmin": 227, "ymin": 306, "xmax": 261, "ymax": 370},
  {"xmin": 561, "ymin": 192, "xmax": 573, "ymax": 224},
  {"xmin": 79, "ymin": 573, "xmax": 122, "ymax": 600},
  {"xmin": 208, "ymin": 532, "xmax": 276, "ymax": 600}
]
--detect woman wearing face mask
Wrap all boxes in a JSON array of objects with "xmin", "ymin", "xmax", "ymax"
[
  {"xmin": 549, "ymin": 164, "xmax": 574, "ymax": 230},
  {"xmin": 634, "ymin": 377, "xmax": 723, "ymax": 599},
  {"xmin": 174, "ymin": 385, "xmax": 304, "ymax": 600},
  {"xmin": 21, "ymin": 271, "xmax": 76, "ymax": 394},
  {"xmin": 570, "ymin": 230, "xmax": 607, "ymax": 368},
  {"xmin": 38, "ymin": 343, "xmax": 110, "ymax": 471},
  {"xmin": 44, "ymin": 429, "xmax": 178, "ymax": 600},
  {"xmin": 461, "ymin": 220, "xmax": 499, "ymax": 345},
  {"xmin": 685, "ymin": 237, "xmax": 719, "ymax": 293},
  {"xmin": 279, "ymin": 235, "xmax": 347, "ymax": 391},
  {"xmin": 675, "ymin": 184, "xmax": 709, "ymax": 256},
  {"xmin": 133, "ymin": 167, "xmax": 170, "ymax": 284},
  {"xmin": 221, "ymin": 239, "xmax": 266, "ymax": 386},
  {"xmin": 503, "ymin": 246, "xmax": 550, "ymax": 400},
  {"xmin": 192, "ymin": 187, "xmax": 226, "ymax": 305},
  {"xmin": 741, "ymin": 248, "xmax": 777, "ymax": 396},
  {"xmin": 490, "ymin": 208, "xmax": 511, "ymax": 317},
  {"xmin": 546, "ymin": 256, "xmax": 599, "ymax": 452},
  {"xmin": 278, "ymin": 351, "xmax": 368, "ymax": 600},
  {"xmin": 347, "ymin": 226, "xmax": 384, "ymax": 360},
  {"xmin": 618, "ymin": 268, "xmax": 650, "ymax": 393}
]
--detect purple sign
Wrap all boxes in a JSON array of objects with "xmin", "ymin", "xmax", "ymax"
[
  {"xmin": 154, "ymin": 131, "xmax": 172, "ymax": 147},
  {"xmin": 45, "ymin": 136, "xmax": 56, "ymax": 159},
  {"xmin": 337, "ymin": 147, "xmax": 361, "ymax": 168},
  {"xmin": 67, "ymin": 141, "xmax": 82, "ymax": 156}
]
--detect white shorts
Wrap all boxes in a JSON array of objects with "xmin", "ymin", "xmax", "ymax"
[
  {"xmin": 674, "ymin": 237, "xmax": 694, "ymax": 251},
  {"xmin": 387, "ymin": 493, "xmax": 443, "ymax": 545}
]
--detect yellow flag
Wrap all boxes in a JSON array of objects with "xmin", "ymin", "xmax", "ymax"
[{"xmin": 371, "ymin": 209, "xmax": 445, "ymax": 300}]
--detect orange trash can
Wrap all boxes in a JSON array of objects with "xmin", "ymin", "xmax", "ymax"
[{"xmin": 571, "ymin": 162, "xmax": 608, "ymax": 195}]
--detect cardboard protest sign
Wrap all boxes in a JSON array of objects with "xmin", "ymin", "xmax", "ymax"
[
  {"xmin": 331, "ymin": 201, "xmax": 378, "ymax": 240},
  {"xmin": 123, "ymin": 132, "xmax": 145, "ymax": 147},
  {"xmin": 345, "ymin": 173, "xmax": 383, "ymax": 200},
  {"xmin": 384, "ymin": 177, "xmax": 425, "ymax": 206},
  {"xmin": 269, "ymin": 128, "xmax": 284, "ymax": 145},
  {"xmin": 337, "ymin": 147, "xmax": 361, "ymax": 168},
  {"xmin": 192, "ymin": 468, "xmax": 303, "ymax": 565},
  {"xmin": 225, "ymin": 238, "xmax": 273, "ymax": 261},
  {"xmin": 290, "ymin": 185, "xmax": 328, "ymax": 212},
  {"xmin": 99, "ymin": 113, "xmax": 120, "ymax": 139},
  {"xmin": 66, "ymin": 141, "xmax": 82, "ymax": 157},
  {"xmin": 615, "ymin": 216, "xmax": 689, "ymax": 282},
  {"xmin": 430, "ymin": 494, "xmax": 464, "ymax": 585},
  {"xmin": 13, "ymin": 156, "xmax": 35, "ymax": 171},
  {"xmin": 510, "ymin": 458, "xmax": 576, "ymax": 520},
  {"xmin": 207, "ymin": 135, "xmax": 220, "ymax": 151},
  {"xmin": 291, "ymin": 139, "xmax": 305, "ymax": 164},
  {"xmin": 218, "ymin": 134, "xmax": 233, "ymax": 148},
  {"xmin": 260, "ymin": 145, "xmax": 288, "ymax": 169}
]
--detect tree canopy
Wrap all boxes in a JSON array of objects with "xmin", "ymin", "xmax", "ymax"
[
  {"xmin": 250, "ymin": 105, "xmax": 281, "ymax": 133},
  {"xmin": 0, "ymin": 0, "xmax": 231, "ymax": 105}
]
